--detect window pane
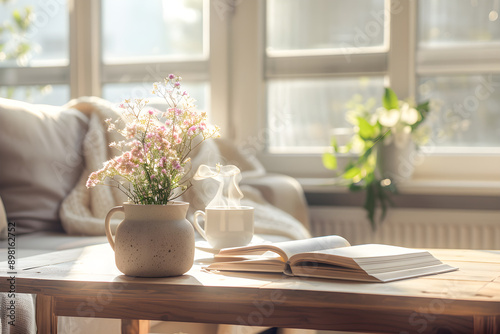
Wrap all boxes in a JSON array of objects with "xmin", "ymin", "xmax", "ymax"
[
  {"xmin": 102, "ymin": 81, "xmax": 209, "ymax": 113},
  {"xmin": 267, "ymin": 77, "xmax": 384, "ymax": 151},
  {"xmin": 419, "ymin": 0, "xmax": 500, "ymax": 47},
  {"xmin": 418, "ymin": 75, "xmax": 500, "ymax": 147},
  {"xmin": 102, "ymin": 0, "xmax": 205, "ymax": 63},
  {"xmin": 267, "ymin": 0, "xmax": 385, "ymax": 52},
  {"xmin": 0, "ymin": 85, "xmax": 69, "ymax": 105},
  {"xmin": 0, "ymin": 0, "xmax": 69, "ymax": 66}
]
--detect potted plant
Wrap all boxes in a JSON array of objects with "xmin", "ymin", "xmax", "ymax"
[
  {"xmin": 322, "ymin": 88, "xmax": 430, "ymax": 229},
  {"xmin": 87, "ymin": 74, "xmax": 220, "ymax": 277}
]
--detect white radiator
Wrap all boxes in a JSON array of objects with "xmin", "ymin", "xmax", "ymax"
[{"xmin": 310, "ymin": 206, "xmax": 500, "ymax": 250}]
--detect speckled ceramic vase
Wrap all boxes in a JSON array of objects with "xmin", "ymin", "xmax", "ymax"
[{"xmin": 104, "ymin": 201, "xmax": 195, "ymax": 277}]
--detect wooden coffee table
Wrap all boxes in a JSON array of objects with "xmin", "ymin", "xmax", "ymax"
[{"xmin": 1, "ymin": 244, "xmax": 499, "ymax": 334}]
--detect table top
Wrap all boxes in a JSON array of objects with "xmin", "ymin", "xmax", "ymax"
[{"xmin": 1, "ymin": 244, "xmax": 500, "ymax": 331}]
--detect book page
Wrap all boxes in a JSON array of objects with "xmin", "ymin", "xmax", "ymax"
[
  {"xmin": 289, "ymin": 244, "xmax": 431, "ymax": 267},
  {"xmin": 289, "ymin": 244, "xmax": 458, "ymax": 282},
  {"xmin": 276, "ymin": 235, "xmax": 351, "ymax": 260},
  {"xmin": 217, "ymin": 235, "xmax": 350, "ymax": 261},
  {"xmin": 208, "ymin": 256, "xmax": 286, "ymax": 273}
]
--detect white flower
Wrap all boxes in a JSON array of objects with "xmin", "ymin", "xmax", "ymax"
[
  {"xmin": 400, "ymin": 102, "xmax": 419, "ymax": 125},
  {"xmin": 377, "ymin": 107, "xmax": 400, "ymax": 127}
]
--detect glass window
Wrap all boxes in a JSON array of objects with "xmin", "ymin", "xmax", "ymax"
[
  {"xmin": 0, "ymin": 0, "xmax": 69, "ymax": 66},
  {"xmin": 267, "ymin": 77, "xmax": 384, "ymax": 151},
  {"xmin": 101, "ymin": 0, "xmax": 205, "ymax": 63},
  {"xmin": 0, "ymin": 85, "xmax": 69, "ymax": 105},
  {"xmin": 102, "ymin": 81, "xmax": 209, "ymax": 113},
  {"xmin": 418, "ymin": 1, "xmax": 500, "ymax": 149},
  {"xmin": 418, "ymin": 74, "xmax": 500, "ymax": 147},
  {"xmin": 265, "ymin": 0, "xmax": 386, "ymax": 153},
  {"xmin": 419, "ymin": 0, "xmax": 500, "ymax": 47},
  {"xmin": 0, "ymin": 0, "xmax": 69, "ymax": 103},
  {"xmin": 266, "ymin": 0, "xmax": 385, "ymax": 52}
]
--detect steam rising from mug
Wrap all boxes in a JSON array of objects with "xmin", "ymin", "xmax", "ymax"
[{"xmin": 193, "ymin": 164, "xmax": 243, "ymax": 208}]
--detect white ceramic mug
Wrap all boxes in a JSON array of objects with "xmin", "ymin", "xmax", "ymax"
[{"xmin": 193, "ymin": 206, "xmax": 254, "ymax": 249}]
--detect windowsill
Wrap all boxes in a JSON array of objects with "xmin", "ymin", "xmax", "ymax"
[
  {"xmin": 298, "ymin": 177, "xmax": 500, "ymax": 197},
  {"xmin": 258, "ymin": 151, "xmax": 500, "ymax": 197}
]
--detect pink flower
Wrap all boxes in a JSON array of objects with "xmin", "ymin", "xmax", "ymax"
[
  {"xmin": 131, "ymin": 146, "xmax": 143, "ymax": 160},
  {"xmin": 158, "ymin": 156, "xmax": 167, "ymax": 168},
  {"xmin": 126, "ymin": 124, "xmax": 137, "ymax": 138},
  {"xmin": 188, "ymin": 125, "xmax": 197, "ymax": 136},
  {"xmin": 172, "ymin": 160, "xmax": 182, "ymax": 171},
  {"xmin": 86, "ymin": 171, "xmax": 99, "ymax": 188}
]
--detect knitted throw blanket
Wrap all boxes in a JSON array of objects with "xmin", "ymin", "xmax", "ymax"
[{"xmin": 59, "ymin": 97, "xmax": 310, "ymax": 240}]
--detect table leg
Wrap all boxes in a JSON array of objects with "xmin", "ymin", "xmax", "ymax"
[
  {"xmin": 121, "ymin": 319, "xmax": 150, "ymax": 334},
  {"xmin": 36, "ymin": 294, "xmax": 58, "ymax": 334},
  {"xmin": 474, "ymin": 315, "xmax": 499, "ymax": 334}
]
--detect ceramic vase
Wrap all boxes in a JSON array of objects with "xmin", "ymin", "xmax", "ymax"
[
  {"xmin": 105, "ymin": 201, "xmax": 195, "ymax": 277},
  {"xmin": 377, "ymin": 132, "xmax": 417, "ymax": 183}
]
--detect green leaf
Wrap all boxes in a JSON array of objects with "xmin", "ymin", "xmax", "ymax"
[
  {"xmin": 330, "ymin": 136, "xmax": 339, "ymax": 152},
  {"xmin": 377, "ymin": 182, "xmax": 389, "ymax": 223},
  {"xmin": 364, "ymin": 171, "xmax": 375, "ymax": 184},
  {"xmin": 15, "ymin": 42, "xmax": 30, "ymax": 57},
  {"xmin": 356, "ymin": 116, "xmax": 377, "ymax": 140},
  {"xmin": 12, "ymin": 7, "xmax": 31, "ymax": 31},
  {"xmin": 12, "ymin": 10, "xmax": 23, "ymax": 29},
  {"xmin": 412, "ymin": 100, "xmax": 430, "ymax": 130},
  {"xmin": 343, "ymin": 166, "xmax": 361, "ymax": 180},
  {"xmin": 349, "ymin": 182, "xmax": 364, "ymax": 192},
  {"xmin": 322, "ymin": 153, "xmax": 337, "ymax": 170},
  {"xmin": 363, "ymin": 183, "xmax": 376, "ymax": 230},
  {"xmin": 360, "ymin": 144, "xmax": 374, "ymax": 161},
  {"xmin": 382, "ymin": 87, "xmax": 399, "ymax": 110},
  {"xmin": 377, "ymin": 179, "xmax": 397, "ymax": 224}
]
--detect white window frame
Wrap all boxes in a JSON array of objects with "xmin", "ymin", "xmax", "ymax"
[
  {"xmin": 2, "ymin": 0, "xmax": 230, "ymax": 131},
  {"xmin": 0, "ymin": 0, "xmax": 71, "ymax": 97},
  {"xmin": 69, "ymin": 0, "xmax": 230, "ymax": 130},
  {"xmin": 228, "ymin": 0, "xmax": 500, "ymax": 193}
]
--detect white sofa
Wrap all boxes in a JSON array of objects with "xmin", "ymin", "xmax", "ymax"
[{"xmin": 0, "ymin": 97, "xmax": 311, "ymax": 334}]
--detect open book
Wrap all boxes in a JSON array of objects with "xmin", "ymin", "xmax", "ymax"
[{"xmin": 207, "ymin": 235, "xmax": 458, "ymax": 282}]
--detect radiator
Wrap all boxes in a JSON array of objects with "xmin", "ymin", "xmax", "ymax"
[{"xmin": 310, "ymin": 206, "xmax": 500, "ymax": 249}]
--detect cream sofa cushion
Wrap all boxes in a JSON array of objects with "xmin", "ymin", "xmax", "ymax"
[{"xmin": 0, "ymin": 98, "xmax": 88, "ymax": 234}]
